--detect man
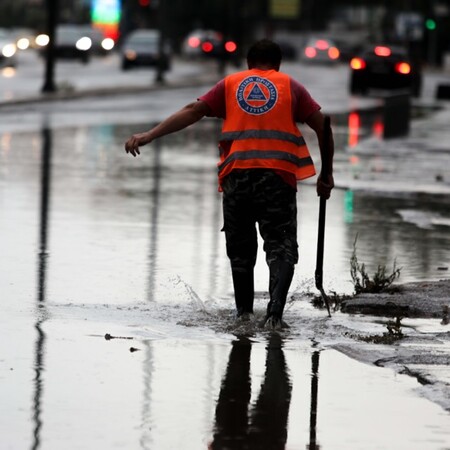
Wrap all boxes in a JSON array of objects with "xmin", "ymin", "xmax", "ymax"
[{"xmin": 125, "ymin": 39, "xmax": 334, "ymax": 329}]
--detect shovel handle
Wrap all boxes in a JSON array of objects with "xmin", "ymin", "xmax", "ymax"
[
  {"xmin": 315, "ymin": 115, "xmax": 331, "ymax": 287},
  {"xmin": 315, "ymin": 115, "xmax": 332, "ymax": 317}
]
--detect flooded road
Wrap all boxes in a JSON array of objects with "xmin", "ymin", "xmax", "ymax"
[{"xmin": 1, "ymin": 89, "xmax": 449, "ymax": 449}]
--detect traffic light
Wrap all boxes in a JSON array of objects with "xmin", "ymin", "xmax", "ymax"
[
  {"xmin": 425, "ymin": 18, "xmax": 436, "ymax": 30},
  {"xmin": 138, "ymin": 0, "xmax": 159, "ymax": 7}
]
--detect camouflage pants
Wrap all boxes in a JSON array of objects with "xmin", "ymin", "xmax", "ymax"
[{"xmin": 221, "ymin": 169, "xmax": 299, "ymax": 271}]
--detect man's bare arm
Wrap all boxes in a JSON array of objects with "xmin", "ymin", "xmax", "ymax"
[
  {"xmin": 306, "ymin": 110, "xmax": 335, "ymax": 198},
  {"xmin": 125, "ymin": 100, "xmax": 211, "ymax": 156}
]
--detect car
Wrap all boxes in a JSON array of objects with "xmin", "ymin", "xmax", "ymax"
[
  {"xmin": 0, "ymin": 28, "xmax": 18, "ymax": 67},
  {"xmin": 349, "ymin": 45, "xmax": 422, "ymax": 97},
  {"xmin": 120, "ymin": 29, "xmax": 170, "ymax": 71},
  {"xmin": 302, "ymin": 37, "xmax": 340, "ymax": 63},
  {"xmin": 182, "ymin": 29, "xmax": 221, "ymax": 58},
  {"xmin": 38, "ymin": 25, "xmax": 93, "ymax": 64},
  {"xmin": 78, "ymin": 25, "xmax": 115, "ymax": 55},
  {"xmin": 181, "ymin": 29, "xmax": 238, "ymax": 61}
]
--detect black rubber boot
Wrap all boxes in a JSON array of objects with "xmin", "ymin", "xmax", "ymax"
[
  {"xmin": 266, "ymin": 260, "xmax": 294, "ymax": 320},
  {"xmin": 231, "ymin": 268, "xmax": 254, "ymax": 317}
]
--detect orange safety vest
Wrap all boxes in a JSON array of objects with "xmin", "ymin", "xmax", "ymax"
[{"xmin": 218, "ymin": 69, "xmax": 316, "ymax": 185}]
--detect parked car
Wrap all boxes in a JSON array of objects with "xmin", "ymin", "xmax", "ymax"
[
  {"xmin": 38, "ymin": 25, "xmax": 93, "ymax": 64},
  {"xmin": 302, "ymin": 37, "xmax": 340, "ymax": 63},
  {"xmin": 349, "ymin": 45, "xmax": 422, "ymax": 97},
  {"xmin": 0, "ymin": 28, "xmax": 17, "ymax": 67},
  {"xmin": 120, "ymin": 29, "xmax": 170, "ymax": 71}
]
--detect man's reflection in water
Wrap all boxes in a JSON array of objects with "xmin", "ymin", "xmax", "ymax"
[
  {"xmin": 32, "ymin": 125, "xmax": 52, "ymax": 450},
  {"xmin": 211, "ymin": 334, "xmax": 291, "ymax": 450},
  {"xmin": 308, "ymin": 351, "xmax": 321, "ymax": 450}
]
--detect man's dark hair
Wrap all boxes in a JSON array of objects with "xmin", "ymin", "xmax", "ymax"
[{"xmin": 246, "ymin": 39, "xmax": 282, "ymax": 69}]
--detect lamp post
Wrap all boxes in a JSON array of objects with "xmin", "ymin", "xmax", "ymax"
[
  {"xmin": 155, "ymin": 0, "xmax": 166, "ymax": 83},
  {"xmin": 42, "ymin": 0, "xmax": 58, "ymax": 93}
]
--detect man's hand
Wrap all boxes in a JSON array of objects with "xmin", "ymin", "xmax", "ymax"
[
  {"xmin": 125, "ymin": 132, "xmax": 152, "ymax": 157},
  {"xmin": 124, "ymin": 101, "xmax": 210, "ymax": 157},
  {"xmin": 317, "ymin": 173, "xmax": 334, "ymax": 199}
]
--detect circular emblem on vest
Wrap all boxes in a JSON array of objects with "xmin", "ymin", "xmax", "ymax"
[{"xmin": 236, "ymin": 76, "xmax": 278, "ymax": 115}]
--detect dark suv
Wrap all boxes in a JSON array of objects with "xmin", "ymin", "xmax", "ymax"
[{"xmin": 350, "ymin": 45, "xmax": 422, "ymax": 97}]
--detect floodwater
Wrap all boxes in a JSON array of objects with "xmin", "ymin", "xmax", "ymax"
[{"xmin": 1, "ymin": 97, "xmax": 450, "ymax": 449}]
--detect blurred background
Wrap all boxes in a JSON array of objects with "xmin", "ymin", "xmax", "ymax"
[{"xmin": 1, "ymin": 0, "xmax": 450, "ymax": 77}]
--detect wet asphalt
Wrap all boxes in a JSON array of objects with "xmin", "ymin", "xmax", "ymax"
[{"xmin": 1, "ymin": 51, "xmax": 449, "ymax": 449}]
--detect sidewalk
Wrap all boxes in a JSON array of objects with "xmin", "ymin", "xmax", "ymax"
[
  {"xmin": 0, "ymin": 53, "xmax": 224, "ymax": 107},
  {"xmin": 341, "ymin": 279, "xmax": 450, "ymax": 319}
]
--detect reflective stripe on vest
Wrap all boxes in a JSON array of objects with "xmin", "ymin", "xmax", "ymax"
[
  {"xmin": 220, "ymin": 130, "xmax": 306, "ymax": 146},
  {"xmin": 218, "ymin": 150, "xmax": 314, "ymax": 173}
]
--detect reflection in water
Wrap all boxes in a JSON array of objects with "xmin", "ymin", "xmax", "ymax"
[
  {"xmin": 348, "ymin": 112, "xmax": 360, "ymax": 148},
  {"xmin": 344, "ymin": 194, "xmax": 449, "ymax": 281},
  {"xmin": 347, "ymin": 109, "xmax": 384, "ymax": 149},
  {"xmin": 343, "ymin": 189, "xmax": 354, "ymax": 224},
  {"xmin": 32, "ymin": 126, "xmax": 52, "ymax": 449},
  {"xmin": 208, "ymin": 188, "xmax": 223, "ymax": 297},
  {"xmin": 372, "ymin": 117, "xmax": 384, "ymax": 139},
  {"xmin": 1, "ymin": 116, "xmax": 448, "ymax": 449},
  {"xmin": 308, "ymin": 350, "xmax": 321, "ymax": 450},
  {"xmin": 148, "ymin": 139, "xmax": 162, "ymax": 300},
  {"xmin": 211, "ymin": 335, "xmax": 291, "ymax": 450},
  {"xmin": 141, "ymin": 139, "xmax": 166, "ymax": 449},
  {"xmin": 32, "ymin": 322, "xmax": 45, "ymax": 450},
  {"xmin": 140, "ymin": 341, "xmax": 154, "ymax": 450}
]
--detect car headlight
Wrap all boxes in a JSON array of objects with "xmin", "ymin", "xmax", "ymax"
[
  {"xmin": 17, "ymin": 38, "xmax": 30, "ymax": 50},
  {"xmin": 101, "ymin": 38, "xmax": 115, "ymax": 51},
  {"xmin": 125, "ymin": 49, "xmax": 137, "ymax": 60},
  {"xmin": 76, "ymin": 37, "xmax": 92, "ymax": 51},
  {"xmin": 35, "ymin": 34, "xmax": 49, "ymax": 47},
  {"xmin": 2, "ymin": 43, "xmax": 16, "ymax": 58}
]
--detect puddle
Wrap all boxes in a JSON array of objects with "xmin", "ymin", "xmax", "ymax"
[
  {"xmin": 4, "ymin": 310, "xmax": 450, "ymax": 450},
  {"xmin": 1, "ymin": 105, "xmax": 449, "ymax": 449}
]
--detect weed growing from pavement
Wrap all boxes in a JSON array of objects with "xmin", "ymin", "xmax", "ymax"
[
  {"xmin": 308, "ymin": 236, "xmax": 406, "ymax": 343},
  {"xmin": 310, "ymin": 290, "xmax": 351, "ymax": 312},
  {"xmin": 308, "ymin": 235, "xmax": 401, "ymax": 314},
  {"xmin": 344, "ymin": 316, "xmax": 405, "ymax": 344},
  {"xmin": 350, "ymin": 235, "xmax": 401, "ymax": 294}
]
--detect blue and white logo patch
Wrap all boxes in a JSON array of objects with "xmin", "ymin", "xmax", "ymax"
[{"xmin": 236, "ymin": 76, "xmax": 278, "ymax": 115}]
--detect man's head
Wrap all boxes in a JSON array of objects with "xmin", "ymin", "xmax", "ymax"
[{"xmin": 246, "ymin": 39, "xmax": 282, "ymax": 70}]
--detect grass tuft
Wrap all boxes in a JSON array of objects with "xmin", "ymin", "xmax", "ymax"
[{"xmin": 350, "ymin": 234, "xmax": 401, "ymax": 295}]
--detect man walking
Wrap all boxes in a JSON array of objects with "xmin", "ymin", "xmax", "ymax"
[{"xmin": 125, "ymin": 39, "xmax": 334, "ymax": 329}]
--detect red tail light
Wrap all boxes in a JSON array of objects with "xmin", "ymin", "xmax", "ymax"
[
  {"xmin": 350, "ymin": 57, "xmax": 366, "ymax": 70},
  {"xmin": 328, "ymin": 47, "xmax": 340, "ymax": 60},
  {"xmin": 224, "ymin": 41, "xmax": 237, "ymax": 53},
  {"xmin": 188, "ymin": 37, "xmax": 201, "ymax": 48},
  {"xmin": 374, "ymin": 46, "xmax": 391, "ymax": 57},
  {"xmin": 395, "ymin": 62, "xmax": 411, "ymax": 74},
  {"xmin": 202, "ymin": 42, "xmax": 214, "ymax": 53},
  {"xmin": 316, "ymin": 39, "xmax": 329, "ymax": 50},
  {"xmin": 305, "ymin": 47, "xmax": 317, "ymax": 58}
]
